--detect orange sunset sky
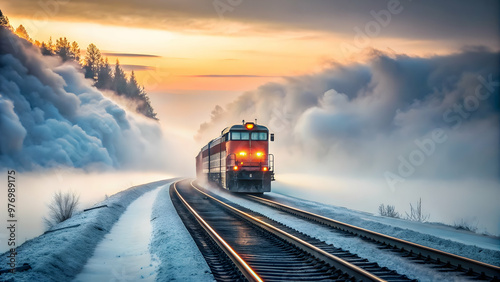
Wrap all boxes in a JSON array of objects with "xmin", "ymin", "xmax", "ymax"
[
  {"xmin": 4, "ymin": 1, "xmax": 498, "ymax": 91},
  {"xmin": 2, "ymin": 0, "xmax": 499, "ymax": 134}
]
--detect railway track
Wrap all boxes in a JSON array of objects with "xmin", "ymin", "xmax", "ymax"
[
  {"xmin": 235, "ymin": 193, "xmax": 500, "ymax": 281},
  {"xmin": 172, "ymin": 180, "xmax": 414, "ymax": 281},
  {"xmin": 189, "ymin": 181, "xmax": 500, "ymax": 281}
]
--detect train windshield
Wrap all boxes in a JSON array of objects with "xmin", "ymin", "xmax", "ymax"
[
  {"xmin": 251, "ymin": 132, "xmax": 268, "ymax": 140},
  {"xmin": 231, "ymin": 132, "xmax": 241, "ymax": 140},
  {"xmin": 231, "ymin": 131, "xmax": 267, "ymax": 140},
  {"xmin": 231, "ymin": 131, "xmax": 249, "ymax": 140}
]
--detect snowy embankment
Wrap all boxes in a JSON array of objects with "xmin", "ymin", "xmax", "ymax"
[
  {"xmin": 2, "ymin": 176, "xmax": 497, "ymax": 281},
  {"xmin": 150, "ymin": 183, "xmax": 214, "ymax": 281},
  {"xmin": 0, "ymin": 179, "xmax": 171, "ymax": 282}
]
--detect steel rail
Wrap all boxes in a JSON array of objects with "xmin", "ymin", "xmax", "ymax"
[
  {"xmin": 173, "ymin": 181, "xmax": 263, "ymax": 282},
  {"xmin": 189, "ymin": 180, "xmax": 386, "ymax": 282},
  {"xmin": 244, "ymin": 193, "xmax": 500, "ymax": 280}
]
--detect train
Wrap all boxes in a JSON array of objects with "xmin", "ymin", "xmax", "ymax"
[{"xmin": 196, "ymin": 120, "xmax": 275, "ymax": 193}]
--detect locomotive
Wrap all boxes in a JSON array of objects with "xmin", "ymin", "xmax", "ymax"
[{"xmin": 196, "ymin": 120, "xmax": 275, "ymax": 193}]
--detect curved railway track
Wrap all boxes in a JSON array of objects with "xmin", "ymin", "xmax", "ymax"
[{"xmin": 172, "ymin": 180, "xmax": 414, "ymax": 281}]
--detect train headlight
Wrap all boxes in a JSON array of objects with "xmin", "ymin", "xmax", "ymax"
[
  {"xmin": 262, "ymin": 167, "xmax": 268, "ymax": 171},
  {"xmin": 245, "ymin": 123, "xmax": 254, "ymax": 130},
  {"xmin": 233, "ymin": 166, "xmax": 239, "ymax": 171},
  {"xmin": 256, "ymin": 152, "xmax": 264, "ymax": 157},
  {"xmin": 239, "ymin": 151, "xmax": 247, "ymax": 156}
]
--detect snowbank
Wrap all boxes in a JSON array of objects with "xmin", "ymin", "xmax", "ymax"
[
  {"xmin": 0, "ymin": 179, "xmax": 171, "ymax": 281},
  {"xmin": 150, "ymin": 183, "xmax": 214, "ymax": 281}
]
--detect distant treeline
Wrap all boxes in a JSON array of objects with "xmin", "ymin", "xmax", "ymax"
[{"xmin": 0, "ymin": 10, "xmax": 158, "ymax": 120}]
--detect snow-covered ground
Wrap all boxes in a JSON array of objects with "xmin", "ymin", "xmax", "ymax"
[
  {"xmin": 359, "ymin": 212, "xmax": 500, "ymax": 252},
  {"xmin": 1, "ymin": 177, "xmax": 498, "ymax": 281},
  {"xmin": 0, "ymin": 178, "xmax": 214, "ymax": 282},
  {"xmin": 74, "ymin": 187, "xmax": 162, "ymax": 282},
  {"xmin": 0, "ymin": 169, "xmax": 175, "ymax": 254},
  {"xmin": 150, "ymin": 183, "xmax": 214, "ymax": 281},
  {"xmin": 72, "ymin": 182, "xmax": 213, "ymax": 282},
  {"xmin": 0, "ymin": 179, "xmax": 172, "ymax": 281}
]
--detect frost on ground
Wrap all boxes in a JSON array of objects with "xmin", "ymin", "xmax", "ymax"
[
  {"xmin": 0, "ymin": 179, "xmax": 171, "ymax": 282},
  {"xmin": 150, "ymin": 183, "xmax": 214, "ymax": 281}
]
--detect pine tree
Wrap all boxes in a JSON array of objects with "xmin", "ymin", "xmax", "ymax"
[
  {"xmin": 0, "ymin": 9, "xmax": 13, "ymax": 31},
  {"xmin": 70, "ymin": 41, "xmax": 80, "ymax": 63},
  {"xmin": 14, "ymin": 26, "xmax": 160, "ymax": 120},
  {"xmin": 136, "ymin": 92, "xmax": 158, "ymax": 120},
  {"xmin": 40, "ymin": 37, "xmax": 55, "ymax": 55},
  {"xmin": 40, "ymin": 41, "xmax": 53, "ymax": 55},
  {"xmin": 95, "ymin": 57, "xmax": 113, "ymax": 89},
  {"xmin": 55, "ymin": 37, "xmax": 72, "ymax": 61},
  {"xmin": 112, "ymin": 60, "xmax": 128, "ymax": 95},
  {"xmin": 14, "ymin": 25, "xmax": 31, "ymax": 42},
  {"xmin": 127, "ymin": 71, "xmax": 141, "ymax": 97},
  {"xmin": 127, "ymin": 71, "xmax": 158, "ymax": 119},
  {"xmin": 47, "ymin": 37, "xmax": 54, "ymax": 52},
  {"xmin": 83, "ymin": 43, "xmax": 102, "ymax": 80}
]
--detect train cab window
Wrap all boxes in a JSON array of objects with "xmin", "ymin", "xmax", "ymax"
[
  {"xmin": 231, "ymin": 132, "xmax": 241, "ymax": 140},
  {"xmin": 231, "ymin": 131, "xmax": 251, "ymax": 140},
  {"xmin": 241, "ymin": 132, "xmax": 250, "ymax": 140},
  {"xmin": 251, "ymin": 132, "xmax": 268, "ymax": 140}
]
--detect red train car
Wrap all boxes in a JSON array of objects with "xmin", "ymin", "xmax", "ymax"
[{"xmin": 196, "ymin": 121, "xmax": 275, "ymax": 193}]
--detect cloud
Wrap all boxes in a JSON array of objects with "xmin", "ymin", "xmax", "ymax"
[
  {"xmin": 102, "ymin": 52, "xmax": 160, "ymax": 58},
  {"xmin": 118, "ymin": 64, "xmax": 155, "ymax": 71},
  {"xmin": 196, "ymin": 48, "xmax": 500, "ymax": 180},
  {"xmin": 4, "ymin": 0, "xmax": 499, "ymax": 43},
  {"xmin": 184, "ymin": 74, "xmax": 285, "ymax": 78},
  {"xmin": 0, "ymin": 29, "xmax": 170, "ymax": 171},
  {"xmin": 224, "ymin": 49, "xmax": 308, "ymax": 58}
]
